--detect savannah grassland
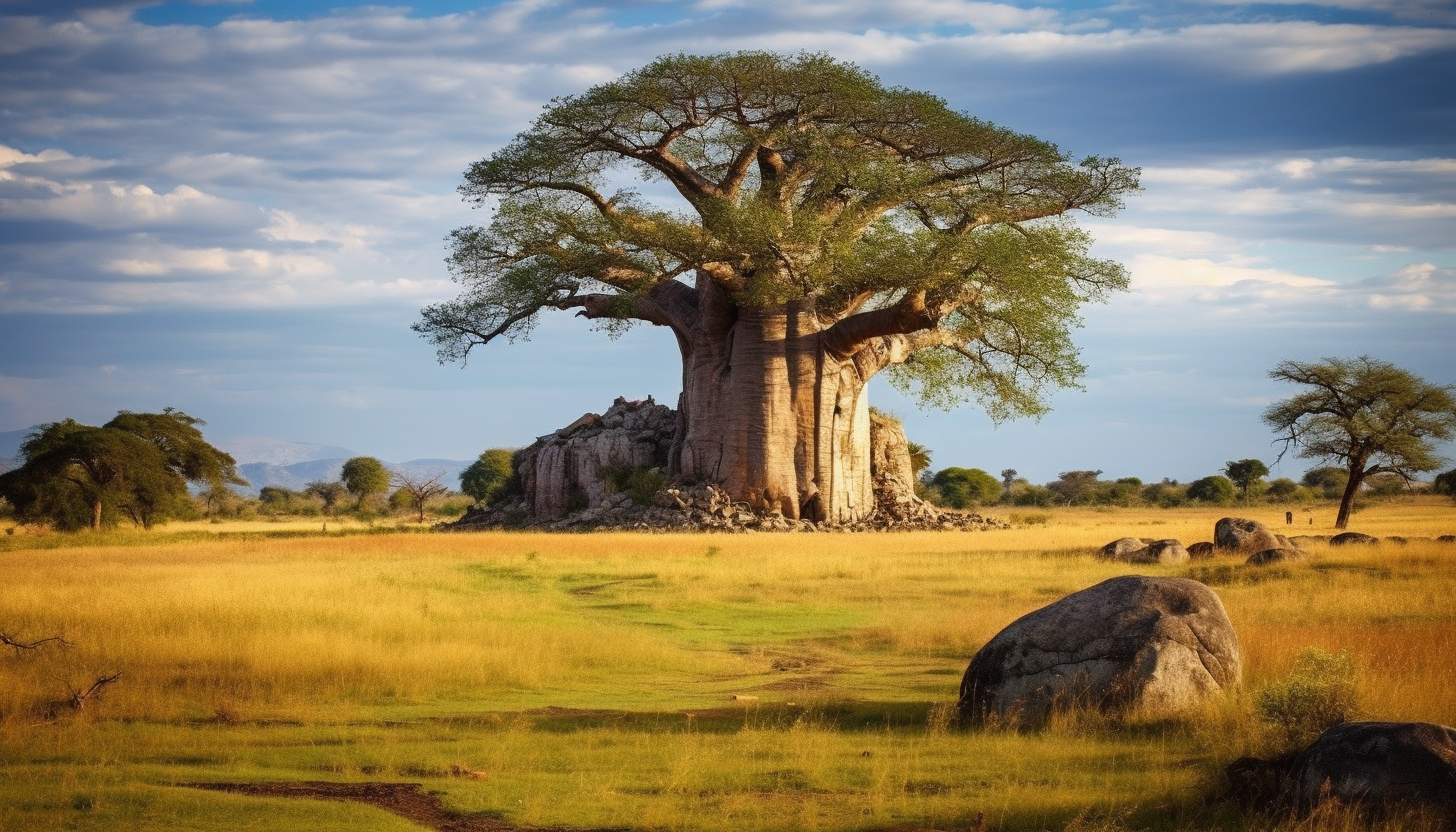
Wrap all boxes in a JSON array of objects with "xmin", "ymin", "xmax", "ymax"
[{"xmin": 2, "ymin": 500, "xmax": 1454, "ymax": 832}]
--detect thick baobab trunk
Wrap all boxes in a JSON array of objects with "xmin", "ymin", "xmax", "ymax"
[{"xmin": 673, "ymin": 289, "xmax": 876, "ymax": 524}]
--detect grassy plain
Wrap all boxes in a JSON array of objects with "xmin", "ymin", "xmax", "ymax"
[{"xmin": 1, "ymin": 498, "xmax": 1454, "ymax": 832}]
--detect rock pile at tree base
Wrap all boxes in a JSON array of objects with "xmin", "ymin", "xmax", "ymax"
[{"xmin": 449, "ymin": 482, "xmax": 1006, "ymax": 533}]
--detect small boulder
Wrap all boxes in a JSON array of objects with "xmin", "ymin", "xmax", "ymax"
[
  {"xmin": 1215, "ymin": 517, "xmax": 1284, "ymax": 554},
  {"xmin": 1439, "ymin": 535, "xmax": 1455, "ymax": 543},
  {"xmin": 1289, "ymin": 721, "xmax": 1456, "ymax": 819},
  {"xmin": 1100, "ymin": 537, "xmax": 1150, "ymax": 560},
  {"xmin": 958, "ymin": 576, "xmax": 1241, "ymax": 726},
  {"xmin": 1187, "ymin": 541, "xmax": 1215, "ymax": 559},
  {"xmin": 1143, "ymin": 539, "xmax": 1190, "ymax": 564},
  {"xmin": 1247, "ymin": 548, "xmax": 1305, "ymax": 566},
  {"xmin": 1330, "ymin": 531, "xmax": 1379, "ymax": 546},
  {"xmin": 1287, "ymin": 535, "xmax": 1328, "ymax": 545}
]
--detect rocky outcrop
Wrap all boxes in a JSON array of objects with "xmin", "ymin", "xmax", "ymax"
[
  {"xmin": 1330, "ymin": 531, "xmax": 1379, "ymax": 546},
  {"xmin": 449, "ymin": 397, "xmax": 1006, "ymax": 533},
  {"xmin": 513, "ymin": 396, "xmax": 676, "ymax": 520},
  {"xmin": 1215, "ymin": 517, "xmax": 1287, "ymax": 554},
  {"xmin": 957, "ymin": 576, "xmax": 1241, "ymax": 726},
  {"xmin": 1288, "ymin": 722, "xmax": 1456, "ymax": 820}
]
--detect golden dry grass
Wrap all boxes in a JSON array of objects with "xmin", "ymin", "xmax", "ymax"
[{"xmin": 0, "ymin": 496, "xmax": 1453, "ymax": 831}]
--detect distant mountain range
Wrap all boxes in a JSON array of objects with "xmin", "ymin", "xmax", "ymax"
[{"xmin": 0, "ymin": 429, "xmax": 470, "ymax": 495}]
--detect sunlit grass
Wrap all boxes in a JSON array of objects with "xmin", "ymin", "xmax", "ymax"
[{"xmin": 1, "ymin": 497, "xmax": 1453, "ymax": 831}]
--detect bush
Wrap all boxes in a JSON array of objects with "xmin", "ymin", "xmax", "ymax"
[
  {"xmin": 1434, "ymin": 467, "xmax": 1456, "ymax": 496},
  {"xmin": 1187, "ymin": 475, "xmax": 1236, "ymax": 505},
  {"xmin": 602, "ymin": 466, "xmax": 667, "ymax": 506},
  {"xmin": 1265, "ymin": 477, "xmax": 1302, "ymax": 501},
  {"xmin": 1301, "ymin": 466, "xmax": 1348, "ymax": 499},
  {"xmin": 929, "ymin": 467, "xmax": 1001, "ymax": 508},
  {"xmin": 1255, "ymin": 647, "xmax": 1359, "ymax": 749},
  {"xmin": 1013, "ymin": 485, "xmax": 1056, "ymax": 507}
]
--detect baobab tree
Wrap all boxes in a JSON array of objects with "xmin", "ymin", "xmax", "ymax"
[{"xmin": 416, "ymin": 52, "xmax": 1138, "ymax": 523}]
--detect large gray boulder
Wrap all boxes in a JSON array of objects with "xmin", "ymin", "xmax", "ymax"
[
  {"xmin": 957, "ymin": 576, "xmax": 1241, "ymax": 726},
  {"xmin": 1289, "ymin": 722, "xmax": 1456, "ymax": 820},
  {"xmin": 1215, "ymin": 517, "xmax": 1285, "ymax": 554}
]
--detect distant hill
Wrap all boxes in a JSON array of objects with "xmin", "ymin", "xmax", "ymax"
[{"xmin": 216, "ymin": 436, "xmax": 357, "ymax": 467}]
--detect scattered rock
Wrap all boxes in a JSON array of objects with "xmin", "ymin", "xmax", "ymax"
[
  {"xmin": 1330, "ymin": 531, "xmax": 1379, "ymax": 546},
  {"xmin": 1100, "ymin": 537, "xmax": 1151, "ymax": 559},
  {"xmin": 1215, "ymin": 517, "xmax": 1286, "ymax": 554},
  {"xmin": 1288, "ymin": 721, "xmax": 1456, "ymax": 820},
  {"xmin": 1143, "ymin": 539, "xmax": 1190, "ymax": 564},
  {"xmin": 1098, "ymin": 538, "xmax": 1187, "ymax": 564},
  {"xmin": 1247, "ymin": 548, "xmax": 1305, "ymax": 566},
  {"xmin": 1187, "ymin": 541, "xmax": 1215, "ymax": 559},
  {"xmin": 1440, "ymin": 535, "xmax": 1456, "ymax": 543},
  {"xmin": 957, "ymin": 576, "xmax": 1241, "ymax": 727}
]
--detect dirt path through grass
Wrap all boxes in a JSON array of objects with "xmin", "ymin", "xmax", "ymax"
[{"xmin": 187, "ymin": 781, "xmax": 568, "ymax": 832}]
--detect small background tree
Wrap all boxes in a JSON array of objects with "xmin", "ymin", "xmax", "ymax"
[
  {"xmin": 304, "ymin": 481, "xmax": 347, "ymax": 515},
  {"xmin": 1264, "ymin": 356, "xmax": 1456, "ymax": 528},
  {"xmin": 929, "ymin": 467, "xmax": 1001, "ymax": 509},
  {"xmin": 1046, "ymin": 470, "xmax": 1103, "ymax": 506},
  {"xmin": 1187, "ymin": 475, "xmax": 1236, "ymax": 505},
  {"xmin": 1223, "ymin": 458, "xmax": 1269, "ymax": 505},
  {"xmin": 391, "ymin": 470, "xmax": 450, "ymax": 523},
  {"xmin": 340, "ymin": 456, "xmax": 390, "ymax": 510},
  {"xmin": 1301, "ymin": 466, "xmax": 1348, "ymax": 500}
]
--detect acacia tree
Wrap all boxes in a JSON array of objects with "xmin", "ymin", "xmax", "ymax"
[
  {"xmin": 391, "ymin": 470, "xmax": 450, "ymax": 523},
  {"xmin": 0, "ymin": 409, "xmax": 244, "ymax": 531},
  {"xmin": 1223, "ymin": 458, "xmax": 1269, "ymax": 505},
  {"xmin": 416, "ymin": 52, "xmax": 1138, "ymax": 523},
  {"xmin": 1263, "ymin": 356, "xmax": 1456, "ymax": 529}
]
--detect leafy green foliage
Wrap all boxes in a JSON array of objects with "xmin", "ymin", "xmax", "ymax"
[
  {"xmin": 1045, "ymin": 470, "xmax": 1103, "ymax": 505},
  {"xmin": 1435, "ymin": 467, "xmax": 1456, "ymax": 497},
  {"xmin": 340, "ymin": 457, "xmax": 390, "ymax": 507},
  {"xmin": 603, "ymin": 466, "xmax": 668, "ymax": 506},
  {"xmin": 0, "ymin": 409, "xmax": 243, "ymax": 531},
  {"xmin": 304, "ymin": 480, "xmax": 348, "ymax": 515},
  {"xmin": 1186, "ymin": 475, "xmax": 1236, "ymax": 505},
  {"xmin": 928, "ymin": 467, "xmax": 1001, "ymax": 508},
  {"xmin": 1222, "ymin": 458, "xmax": 1269, "ymax": 503},
  {"xmin": 1301, "ymin": 466, "xmax": 1348, "ymax": 499},
  {"xmin": 1256, "ymin": 647, "xmax": 1360, "ymax": 749},
  {"xmin": 459, "ymin": 448, "xmax": 514, "ymax": 504},
  {"xmin": 416, "ymin": 51, "xmax": 1138, "ymax": 421},
  {"xmin": 1266, "ymin": 478, "xmax": 1302, "ymax": 500}
]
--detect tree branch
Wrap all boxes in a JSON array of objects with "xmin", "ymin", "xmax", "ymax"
[{"xmin": 1, "ymin": 632, "xmax": 70, "ymax": 652}]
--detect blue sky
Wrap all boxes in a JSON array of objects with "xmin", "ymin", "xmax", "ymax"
[{"xmin": 1, "ymin": 0, "xmax": 1453, "ymax": 482}]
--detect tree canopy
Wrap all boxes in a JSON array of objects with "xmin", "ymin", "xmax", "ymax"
[
  {"xmin": 341, "ymin": 456, "xmax": 391, "ymax": 508},
  {"xmin": 1263, "ymin": 356, "xmax": 1456, "ymax": 528},
  {"xmin": 1223, "ymin": 458, "xmax": 1269, "ymax": 504},
  {"xmin": 416, "ymin": 51, "xmax": 1137, "ymax": 419},
  {"xmin": 460, "ymin": 449, "xmax": 514, "ymax": 505},
  {"xmin": 0, "ymin": 408, "xmax": 244, "ymax": 531}
]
